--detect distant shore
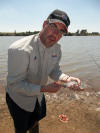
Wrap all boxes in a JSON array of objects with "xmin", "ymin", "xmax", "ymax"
[
  {"xmin": 0, "ymin": 31, "xmax": 39, "ymax": 36},
  {"xmin": 0, "ymin": 30, "xmax": 100, "ymax": 36}
]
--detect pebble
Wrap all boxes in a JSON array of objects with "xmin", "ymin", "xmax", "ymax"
[{"xmin": 95, "ymin": 108, "xmax": 100, "ymax": 111}]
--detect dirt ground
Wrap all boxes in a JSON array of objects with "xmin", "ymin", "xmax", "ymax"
[{"xmin": 0, "ymin": 82, "xmax": 100, "ymax": 133}]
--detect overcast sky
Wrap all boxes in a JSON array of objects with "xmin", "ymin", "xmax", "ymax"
[{"xmin": 0, "ymin": 0, "xmax": 100, "ymax": 33}]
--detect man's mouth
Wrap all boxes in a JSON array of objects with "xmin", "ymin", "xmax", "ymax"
[{"xmin": 48, "ymin": 36, "xmax": 56, "ymax": 42}]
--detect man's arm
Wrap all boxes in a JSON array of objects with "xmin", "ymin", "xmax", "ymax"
[{"xmin": 49, "ymin": 47, "xmax": 69, "ymax": 81}]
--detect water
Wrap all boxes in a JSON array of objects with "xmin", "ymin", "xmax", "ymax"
[
  {"xmin": 0, "ymin": 36, "xmax": 100, "ymax": 90},
  {"xmin": 59, "ymin": 36, "xmax": 100, "ymax": 90},
  {"xmin": 0, "ymin": 36, "xmax": 23, "ymax": 80}
]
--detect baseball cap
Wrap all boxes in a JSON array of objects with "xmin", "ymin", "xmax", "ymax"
[{"xmin": 47, "ymin": 9, "xmax": 70, "ymax": 35}]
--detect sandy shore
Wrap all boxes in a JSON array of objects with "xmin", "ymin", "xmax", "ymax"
[{"xmin": 0, "ymin": 81, "xmax": 100, "ymax": 133}]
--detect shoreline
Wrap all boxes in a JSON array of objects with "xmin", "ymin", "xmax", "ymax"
[{"xmin": 0, "ymin": 82, "xmax": 100, "ymax": 133}]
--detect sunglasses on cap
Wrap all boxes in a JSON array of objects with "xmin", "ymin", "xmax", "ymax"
[{"xmin": 47, "ymin": 22, "xmax": 67, "ymax": 36}]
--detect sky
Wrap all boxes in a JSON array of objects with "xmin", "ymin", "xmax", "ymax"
[{"xmin": 0, "ymin": 0, "xmax": 100, "ymax": 33}]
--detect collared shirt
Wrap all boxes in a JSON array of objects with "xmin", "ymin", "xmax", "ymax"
[{"xmin": 6, "ymin": 34, "xmax": 67, "ymax": 112}]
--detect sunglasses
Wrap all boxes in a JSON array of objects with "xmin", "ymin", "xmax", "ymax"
[{"xmin": 48, "ymin": 23, "xmax": 67, "ymax": 36}]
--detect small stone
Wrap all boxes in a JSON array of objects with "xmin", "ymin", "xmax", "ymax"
[{"xmin": 95, "ymin": 108, "xmax": 100, "ymax": 111}]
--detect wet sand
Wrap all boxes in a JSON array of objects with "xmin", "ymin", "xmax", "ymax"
[{"xmin": 0, "ymin": 81, "xmax": 100, "ymax": 133}]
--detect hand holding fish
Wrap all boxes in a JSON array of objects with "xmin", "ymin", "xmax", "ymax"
[{"xmin": 57, "ymin": 76, "xmax": 84, "ymax": 91}]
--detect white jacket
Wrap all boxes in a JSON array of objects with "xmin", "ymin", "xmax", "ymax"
[{"xmin": 6, "ymin": 34, "xmax": 68, "ymax": 112}]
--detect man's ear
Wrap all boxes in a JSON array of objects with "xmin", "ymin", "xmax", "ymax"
[{"xmin": 43, "ymin": 20, "xmax": 48, "ymax": 28}]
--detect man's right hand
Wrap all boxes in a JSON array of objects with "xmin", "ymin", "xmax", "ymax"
[{"xmin": 40, "ymin": 82, "xmax": 62, "ymax": 93}]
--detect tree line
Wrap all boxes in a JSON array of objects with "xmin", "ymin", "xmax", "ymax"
[{"xmin": 0, "ymin": 30, "xmax": 100, "ymax": 36}]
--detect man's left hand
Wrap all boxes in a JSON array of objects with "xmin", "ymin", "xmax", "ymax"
[{"xmin": 60, "ymin": 76, "xmax": 84, "ymax": 91}]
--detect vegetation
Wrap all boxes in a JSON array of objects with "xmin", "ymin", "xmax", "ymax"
[
  {"xmin": 68, "ymin": 29, "xmax": 100, "ymax": 36},
  {"xmin": 0, "ymin": 31, "xmax": 39, "ymax": 36},
  {"xmin": 0, "ymin": 29, "xmax": 100, "ymax": 36}
]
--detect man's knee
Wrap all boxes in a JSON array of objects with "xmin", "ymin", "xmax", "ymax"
[
  {"xmin": 32, "ymin": 121, "xmax": 39, "ymax": 128},
  {"xmin": 29, "ymin": 122, "xmax": 39, "ymax": 133}
]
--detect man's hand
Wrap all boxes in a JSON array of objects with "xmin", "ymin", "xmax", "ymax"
[
  {"xmin": 67, "ymin": 76, "xmax": 81, "ymax": 86},
  {"xmin": 61, "ymin": 76, "xmax": 80, "ymax": 85},
  {"xmin": 61, "ymin": 76, "xmax": 84, "ymax": 91},
  {"xmin": 41, "ymin": 82, "xmax": 62, "ymax": 93}
]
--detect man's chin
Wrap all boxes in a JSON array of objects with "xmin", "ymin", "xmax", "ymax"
[
  {"xmin": 45, "ymin": 40, "xmax": 56, "ymax": 48},
  {"xmin": 47, "ymin": 42, "xmax": 56, "ymax": 48}
]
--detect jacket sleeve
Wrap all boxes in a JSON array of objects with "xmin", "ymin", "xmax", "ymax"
[
  {"xmin": 7, "ymin": 47, "xmax": 41, "ymax": 96},
  {"xmin": 49, "ymin": 46, "xmax": 69, "ymax": 81}
]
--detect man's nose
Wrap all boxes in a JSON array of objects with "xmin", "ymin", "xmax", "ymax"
[{"xmin": 52, "ymin": 29, "xmax": 59, "ymax": 35}]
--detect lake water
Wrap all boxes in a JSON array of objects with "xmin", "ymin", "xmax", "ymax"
[{"xmin": 0, "ymin": 36, "xmax": 100, "ymax": 90}]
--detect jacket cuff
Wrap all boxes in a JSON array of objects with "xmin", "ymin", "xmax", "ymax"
[{"xmin": 59, "ymin": 73, "xmax": 69, "ymax": 80}]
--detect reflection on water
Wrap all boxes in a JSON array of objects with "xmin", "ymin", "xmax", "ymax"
[{"xmin": 0, "ymin": 36, "xmax": 100, "ymax": 90}]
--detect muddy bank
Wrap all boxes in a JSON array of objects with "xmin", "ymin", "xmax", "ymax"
[{"xmin": 0, "ymin": 82, "xmax": 100, "ymax": 133}]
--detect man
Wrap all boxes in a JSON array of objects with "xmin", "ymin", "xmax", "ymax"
[{"xmin": 6, "ymin": 9, "xmax": 81, "ymax": 133}]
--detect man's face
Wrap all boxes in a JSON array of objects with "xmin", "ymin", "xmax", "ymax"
[{"xmin": 40, "ymin": 22, "xmax": 67, "ymax": 48}]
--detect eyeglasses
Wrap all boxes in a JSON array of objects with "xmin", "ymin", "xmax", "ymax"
[{"xmin": 48, "ymin": 23, "xmax": 67, "ymax": 36}]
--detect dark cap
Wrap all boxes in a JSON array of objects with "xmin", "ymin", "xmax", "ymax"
[{"xmin": 47, "ymin": 9, "xmax": 70, "ymax": 29}]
